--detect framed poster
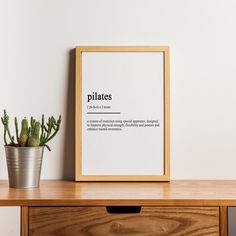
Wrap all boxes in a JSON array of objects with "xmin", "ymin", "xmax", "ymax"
[{"xmin": 75, "ymin": 46, "xmax": 170, "ymax": 181}]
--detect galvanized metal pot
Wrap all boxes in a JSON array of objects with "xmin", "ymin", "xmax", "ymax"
[{"xmin": 5, "ymin": 146, "xmax": 44, "ymax": 188}]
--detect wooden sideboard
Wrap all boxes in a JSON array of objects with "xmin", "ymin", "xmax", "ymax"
[{"xmin": 1, "ymin": 180, "xmax": 236, "ymax": 235}]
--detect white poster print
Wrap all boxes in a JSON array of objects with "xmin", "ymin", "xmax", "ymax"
[{"xmin": 82, "ymin": 52, "xmax": 164, "ymax": 175}]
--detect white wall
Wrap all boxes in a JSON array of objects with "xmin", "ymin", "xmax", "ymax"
[{"xmin": 1, "ymin": 0, "xmax": 236, "ymax": 180}]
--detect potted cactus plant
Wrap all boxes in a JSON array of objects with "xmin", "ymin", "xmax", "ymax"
[{"xmin": 1, "ymin": 110, "xmax": 61, "ymax": 188}]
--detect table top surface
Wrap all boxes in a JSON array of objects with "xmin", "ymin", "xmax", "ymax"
[{"xmin": 1, "ymin": 180, "xmax": 236, "ymax": 206}]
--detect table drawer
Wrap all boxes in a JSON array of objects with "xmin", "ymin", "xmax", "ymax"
[{"xmin": 29, "ymin": 206, "xmax": 219, "ymax": 236}]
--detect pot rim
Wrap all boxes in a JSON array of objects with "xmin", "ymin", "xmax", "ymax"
[{"xmin": 4, "ymin": 145, "xmax": 44, "ymax": 150}]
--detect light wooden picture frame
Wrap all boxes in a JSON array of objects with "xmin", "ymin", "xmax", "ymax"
[{"xmin": 75, "ymin": 46, "xmax": 170, "ymax": 181}]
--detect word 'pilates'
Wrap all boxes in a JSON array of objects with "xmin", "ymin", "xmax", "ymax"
[{"xmin": 87, "ymin": 92, "xmax": 112, "ymax": 103}]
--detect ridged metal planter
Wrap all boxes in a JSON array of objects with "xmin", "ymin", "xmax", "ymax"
[{"xmin": 5, "ymin": 146, "xmax": 44, "ymax": 188}]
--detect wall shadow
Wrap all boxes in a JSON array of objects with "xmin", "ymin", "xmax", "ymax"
[{"xmin": 62, "ymin": 49, "xmax": 75, "ymax": 180}]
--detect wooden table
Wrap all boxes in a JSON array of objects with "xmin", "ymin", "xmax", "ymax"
[{"xmin": 0, "ymin": 180, "xmax": 235, "ymax": 235}]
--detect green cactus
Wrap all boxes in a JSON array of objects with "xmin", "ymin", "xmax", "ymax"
[
  {"xmin": 15, "ymin": 117, "xmax": 19, "ymax": 144},
  {"xmin": 27, "ymin": 121, "xmax": 41, "ymax": 147},
  {"xmin": 1, "ymin": 110, "xmax": 15, "ymax": 145},
  {"xmin": 19, "ymin": 118, "xmax": 29, "ymax": 147},
  {"xmin": 1, "ymin": 110, "xmax": 61, "ymax": 151},
  {"xmin": 39, "ymin": 115, "xmax": 61, "ymax": 151}
]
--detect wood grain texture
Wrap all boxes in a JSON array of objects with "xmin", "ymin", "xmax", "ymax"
[
  {"xmin": 76, "ymin": 46, "xmax": 169, "ymax": 52},
  {"xmin": 164, "ymin": 46, "xmax": 170, "ymax": 178},
  {"xmin": 21, "ymin": 206, "xmax": 28, "ymax": 236},
  {"xmin": 29, "ymin": 206, "xmax": 219, "ymax": 236},
  {"xmin": 76, "ymin": 175, "xmax": 170, "ymax": 181},
  {"xmin": 75, "ymin": 45, "xmax": 170, "ymax": 182},
  {"xmin": 220, "ymin": 206, "xmax": 228, "ymax": 236},
  {"xmin": 0, "ymin": 180, "xmax": 235, "ymax": 206},
  {"xmin": 75, "ymin": 47, "xmax": 82, "ymax": 181}
]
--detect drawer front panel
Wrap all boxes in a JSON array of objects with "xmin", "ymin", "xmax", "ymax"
[
  {"xmin": 0, "ymin": 207, "xmax": 21, "ymax": 236},
  {"xmin": 29, "ymin": 206, "xmax": 219, "ymax": 236}
]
